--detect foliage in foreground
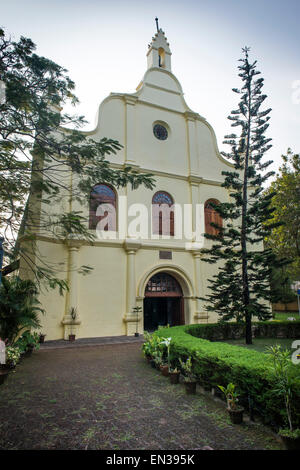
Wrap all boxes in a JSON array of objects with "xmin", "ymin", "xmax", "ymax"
[
  {"xmin": 0, "ymin": 276, "xmax": 42, "ymax": 343},
  {"xmin": 0, "ymin": 28, "xmax": 155, "ymax": 289},
  {"xmin": 265, "ymin": 149, "xmax": 300, "ymax": 301}
]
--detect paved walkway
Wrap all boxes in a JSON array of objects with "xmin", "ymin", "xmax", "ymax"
[
  {"xmin": 0, "ymin": 342, "xmax": 283, "ymax": 450},
  {"xmin": 40, "ymin": 335, "xmax": 144, "ymax": 350}
]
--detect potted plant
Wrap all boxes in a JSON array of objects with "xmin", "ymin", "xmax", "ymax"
[
  {"xmin": 267, "ymin": 345, "xmax": 300, "ymax": 450},
  {"xmin": 15, "ymin": 331, "xmax": 40, "ymax": 357},
  {"xmin": 132, "ymin": 306, "xmax": 142, "ymax": 337},
  {"xmin": 142, "ymin": 331, "xmax": 153, "ymax": 362},
  {"xmin": 169, "ymin": 367, "xmax": 180, "ymax": 384},
  {"xmin": 159, "ymin": 337, "xmax": 172, "ymax": 376},
  {"xmin": 144, "ymin": 334, "xmax": 163, "ymax": 368},
  {"xmin": 218, "ymin": 383, "xmax": 244, "ymax": 424},
  {"xmin": 152, "ymin": 349, "xmax": 165, "ymax": 371},
  {"xmin": 69, "ymin": 307, "xmax": 77, "ymax": 341},
  {"xmin": 278, "ymin": 429, "xmax": 300, "ymax": 451},
  {"xmin": 179, "ymin": 357, "xmax": 197, "ymax": 394},
  {"xmin": 39, "ymin": 333, "xmax": 46, "ymax": 344},
  {"xmin": 2, "ymin": 345, "xmax": 21, "ymax": 370}
]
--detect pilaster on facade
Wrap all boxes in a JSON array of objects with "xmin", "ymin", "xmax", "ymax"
[
  {"xmin": 124, "ymin": 94, "xmax": 138, "ymax": 167},
  {"xmin": 61, "ymin": 237, "xmax": 84, "ymax": 340},
  {"xmin": 123, "ymin": 239, "xmax": 142, "ymax": 335},
  {"xmin": 185, "ymin": 111, "xmax": 200, "ymax": 179},
  {"xmin": 191, "ymin": 249, "xmax": 208, "ymax": 323},
  {"xmin": 184, "ymin": 110, "xmax": 200, "ymax": 122}
]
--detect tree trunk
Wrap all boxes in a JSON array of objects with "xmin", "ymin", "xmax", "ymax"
[{"xmin": 242, "ymin": 65, "xmax": 252, "ymax": 345}]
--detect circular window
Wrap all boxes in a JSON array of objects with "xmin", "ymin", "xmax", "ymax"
[{"xmin": 153, "ymin": 123, "xmax": 168, "ymax": 141}]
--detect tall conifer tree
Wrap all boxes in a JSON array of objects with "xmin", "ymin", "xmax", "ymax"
[{"xmin": 200, "ymin": 47, "xmax": 284, "ymax": 344}]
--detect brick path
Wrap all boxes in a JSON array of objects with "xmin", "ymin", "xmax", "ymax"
[
  {"xmin": 40, "ymin": 335, "xmax": 144, "ymax": 350},
  {"xmin": 0, "ymin": 342, "xmax": 283, "ymax": 450}
]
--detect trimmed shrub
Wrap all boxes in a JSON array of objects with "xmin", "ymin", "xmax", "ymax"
[
  {"xmin": 154, "ymin": 325, "xmax": 300, "ymax": 429},
  {"xmin": 185, "ymin": 321, "xmax": 300, "ymax": 341}
]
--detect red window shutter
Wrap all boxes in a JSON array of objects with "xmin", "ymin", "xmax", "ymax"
[
  {"xmin": 205, "ymin": 208, "xmax": 213, "ymax": 234},
  {"xmin": 205, "ymin": 199, "xmax": 222, "ymax": 236},
  {"xmin": 170, "ymin": 210, "xmax": 174, "ymax": 236}
]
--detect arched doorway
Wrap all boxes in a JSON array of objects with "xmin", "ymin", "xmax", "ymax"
[{"xmin": 143, "ymin": 273, "xmax": 184, "ymax": 331}]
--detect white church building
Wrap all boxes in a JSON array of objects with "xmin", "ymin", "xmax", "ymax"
[{"xmin": 22, "ymin": 25, "xmax": 235, "ymax": 340}]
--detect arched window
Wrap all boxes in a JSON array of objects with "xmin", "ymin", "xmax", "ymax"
[
  {"xmin": 204, "ymin": 199, "xmax": 222, "ymax": 236},
  {"xmin": 145, "ymin": 273, "xmax": 182, "ymax": 297},
  {"xmin": 89, "ymin": 184, "xmax": 117, "ymax": 231},
  {"xmin": 152, "ymin": 191, "xmax": 174, "ymax": 236}
]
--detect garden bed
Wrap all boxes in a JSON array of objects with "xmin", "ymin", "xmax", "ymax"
[{"xmin": 154, "ymin": 324, "xmax": 300, "ymax": 430}]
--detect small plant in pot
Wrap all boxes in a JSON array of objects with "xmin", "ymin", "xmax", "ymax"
[
  {"xmin": 153, "ymin": 349, "xmax": 166, "ymax": 372},
  {"xmin": 169, "ymin": 366, "xmax": 180, "ymax": 384},
  {"xmin": 15, "ymin": 331, "xmax": 40, "ymax": 357},
  {"xmin": 3, "ymin": 345, "xmax": 21, "ymax": 370},
  {"xmin": 218, "ymin": 383, "xmax": 244, "ymax": 424},
  {"xmin": 179, "ymin": 357, "xmax": 197, "ymax": 394},
  {"xmin": 39, "ymin": 333, "xmax": 46, "ymax": 344},
  {"xmin": 144, "ymin": 334, "xmax": 164, "ymax": 368},
  {"xmin": 132, "ymin": 306, "xmax": 142, "ymax": 337},
  {"xmin": 142, "ymin": 331, "xmax": 153, "ymax": 362},
  {"xmin": 160, "ymin": 337, "xmax": 173, "ymax": 377},
  {"xmin": 266, "ymin": 345, "xmax": 300, "ymax": 450},
  {"xmin": 69, "ymin": 307, "xmax": 77, "ymax": 341}
]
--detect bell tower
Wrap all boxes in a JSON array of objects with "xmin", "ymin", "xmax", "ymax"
[{"xmin": 146, "ymin": 18, "xmax": 172, "ymax": 72}]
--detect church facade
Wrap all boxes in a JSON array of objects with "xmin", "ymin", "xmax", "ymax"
[{"xmin": 22, "ymin": 27, "xmax": 236, "ymax": 340}]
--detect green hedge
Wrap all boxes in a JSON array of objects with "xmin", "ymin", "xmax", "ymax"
[
  {"xmin": 154, "ymin": 325, "xmax": 300, "ymax": 430},
  {"xmin": 185, "ymin": 321, "xmax": 300, "ymax": 341}
]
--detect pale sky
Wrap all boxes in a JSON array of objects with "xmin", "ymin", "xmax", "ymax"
[{"xmin": 2, "ymin": 0, "xmax": 300, "ymax": 181}]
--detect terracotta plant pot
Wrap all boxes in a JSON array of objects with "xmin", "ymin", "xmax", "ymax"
[
  {"xmin": 169, "ymin": 371, "xmax": 180, "ymax": 384},
  {"xmin": 69, "ymin": 334, "xmax": 76, "ymax": 342},
  {"xmin": 228, "ymin": 407, "xmax": 244, "ymax": 424},
  {"xmin": 159, "ymin": 365, "xmax": 169, "ymax": 377},
  {"xmin": 0, "ymin": 369, "xmax": 9, "ymax": 385},
  {"xmin": 184, "ymin": 381, "xmax": 197, "ymax": 394},
  {"xmin": 160, "ymin": 364, "xmax": 169, "ymax": 377},
  {"xmin": 280, "ymin": 435, "xmax": 300, "ymax": 451}
]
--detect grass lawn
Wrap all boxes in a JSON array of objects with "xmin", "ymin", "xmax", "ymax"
[
  {"xmin": 273, "ymin": 311, "xmax": 300, "ymax": 321},
  {"xmin": 220, "ymin": 337, "xmax": 295, "ymax": 354}
]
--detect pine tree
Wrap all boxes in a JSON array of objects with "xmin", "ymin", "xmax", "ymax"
[{"xmin": 200, "ymin": 47, "xmax": 286, "ymax": 344}]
